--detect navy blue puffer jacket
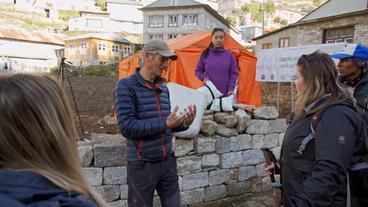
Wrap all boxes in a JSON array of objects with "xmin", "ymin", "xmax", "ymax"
[
  {"xmin": 114, "ymin": 69, "xmax": 185, "ymax": 161},
  {"xmin": 0, "ymin": 170, "xmax": 98, "ymax": 207}
]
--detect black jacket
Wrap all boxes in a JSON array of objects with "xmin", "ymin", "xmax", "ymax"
[
  {"xmin": 0, "ymin": 170, "xmax": 98, "ymax": 207},
  {"xmin": 281, "ymin": 100, "xmax": 366, "ymax": 207}
]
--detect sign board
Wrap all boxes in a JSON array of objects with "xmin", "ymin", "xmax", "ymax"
[{"xmin": 256, "ymin": 43, "xmax": 356, "ymax": 82}]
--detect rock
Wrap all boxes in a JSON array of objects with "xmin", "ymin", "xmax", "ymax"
[
  {"xmin": 268, "ymin": 119, "xmax": 287, "ymax": 133},
  {"xmin": 230, "ymin": 134, "xmax": 252, "ymax": 152},
  {"xmin": 204, "ymin": 185, "xmax": 226, "ymax": 201},
  {"xmin": 227, "ymin": 181, "xmax": 252, "ymax": 196},
  {"xmin": 253, "ymin": 106, "xmax": 279, "ymax": 119},
  {"xmin": 279, "ymin": 133, "xmax": 285, "ymax": 145},
  {"xmin": 272, "ymin": 146, "xmax": 282, "ymax": 160},
  {"xmin": 209, "ymin": 169, "xmax": 230, "ymax": 185},
  {"xmin": 230, "ymin": 168, "xmax": 239, "ymax": 182},
  {"xmin": 195, "ymin": 136, "xmax": 216, "ymax": 154},
  {"xmin": 104, "ymin": 115, "xmax": 117, "ymax": 125},
  {"xmin": 216, "ymin": 136, "xmax": 231, "ymax": 154},
  {"xmin": 181, "ymin": 188, "xmax": 204, "ymax": 205},
  {"xmin": 239, "ymin": 166, "xmax": 256, "ymax": 181},
  {"xmin": 200, "ymin": 120, "xmax": 218, "ymax": 136},
  {"xmin": 97, "ymin": 118, "xmax": 104, "ymax": 125},
  {"xmin": 252, "ymin": 135, "xmax": 264, "ymax": 149},
  {"xmin": 182, "ymin": 172, "xmax": 209, "ymax": 190},
  {"xmin": 216, "ymin": 124, "xmax": 238, "ymax": 137},
  {"xmin": 179, "ymin": 176, "xmax": 183, "ymax": 191},
  {"xmin": 84, "ymin": 168, "xmax": 102, "ymax": 186},
  {"xmin": 204, "ymin": 110, "xmax": 214, "ymax": 115},
  {"xmin": 221, "ymin": 152, "xmax": 243, "ymax": 168},
  {"xmin": 177, "ymin": 156, "xmax": 202, "ymax": 175},
  {"xmin": 235, "ymin": 109, "xmax": 251, "ymax": 120},
  {"xmin": 264, "ymin": 133, "xmax": 279, "ymax": 148},
  {"xmin": 173, "ymin": 138, "xmax": 193, "ymax": 157},
  {"xmin": 103, "ymin": 167, "xmax": 127, "ymax": 185},
  {"xmin": 77, "ymin": 140, "xmax": 92, "ymax": 147},
  {"xmin": 153, "ymin": 196, "xmax": 161, "ymax": 207},
  {"xmin": 213, "ymin": 112, "xmax": 229, "ymax": 123},
  {"xmin": 246, "ymin": 120, "xmax": 269, "ymax": 134},
  {"xmin": 108, "ymin": 200, "xmax": 128, "ymax": 207},
  {"xmin": 202, "ymin": 154, "xmax": 219, "ymax": 168},
  {"xmin": 225, "ymin": 115, "xmax": 238, "ymax": 128},
  {"xmin": 120, "ymin": 184, "xmax": 128, "ymax": 200},
  {"xmin": 202, "ymin": 114, "xmax": 214, "ymax": 121},
  {"xmin": 95, "ymin": 185, "xmax": 120, "ymax": 202},
  {"xmin": 236, "ymin": 118, "xmax": 248, "ymax": 133},
  {"xmin": 242, "ymin": 150, "xmax": 264, "ymax": 166},
  {"xmin": 256, "ymin": 164, "xmax": 267, "ymax": 177},
  {"xmin": 78, "ymin": 145, "xmax": 93, "ymax": 167},
  {"xmin": 92, "ymin": 134, "xmax": 126, "ymax": 167}
]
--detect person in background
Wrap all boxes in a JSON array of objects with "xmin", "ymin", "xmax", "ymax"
[
  {"xmin": 265, "ymin": 52, "xmax": 366, "ymax": 207},
  {"xmin": 331, "ymin": 43, "xmax": 368, "ymax": 117},
  {"xmin": 0, "ymin": 74, "xmax": 107, "ymax": 207},
  {"xmin": 195, "ymin": 27, "xmax": 239, "ymax": 96},
  {"xmin": 114, "ymin": 39, "xmax": 196, "ymax": 207}
]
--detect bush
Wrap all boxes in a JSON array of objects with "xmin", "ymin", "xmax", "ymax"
[{"xmin": 50, "ymin": 64, "xmax": 118, "ymax": 77}]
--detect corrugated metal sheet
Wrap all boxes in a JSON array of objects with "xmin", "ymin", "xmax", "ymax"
[
  {"xmin": 299, "ymin": 0, "xmax": 368, "ymax": 22},
  {"xmin": 0, "ymin": 28, "xmax": 65, "ymax": 45},
  {"xmin": 66, "ymin": 33, "xmax": 131, "ymax": 44}
]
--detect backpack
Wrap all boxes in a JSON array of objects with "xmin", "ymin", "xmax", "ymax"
[{"xmin": 297, "ymin": 99, "xmax": 368, "ymax": 206}]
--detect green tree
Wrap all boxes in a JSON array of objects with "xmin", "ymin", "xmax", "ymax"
[
  {"xmin": 226, "ymin": 15, "xmax": 237, "ymax": 25},
  {"xmin": 95, "ymin": 0, "xmax": 107, "ymax": 11},
  {"xmin": 264, "ymin": 0, "xmax": 276, "ymax": 16},
  {"xmin": 241, "ymin": 3, "xmax": 262, "ymax": 23},
  {"xmin": 280, "ymin": 19, "xmax": 288, "ymax": 26}
]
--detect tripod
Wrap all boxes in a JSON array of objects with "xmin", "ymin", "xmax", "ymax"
[{"xmin": 57, "ymin": 57, "xmax": 85, "ymax": 135}]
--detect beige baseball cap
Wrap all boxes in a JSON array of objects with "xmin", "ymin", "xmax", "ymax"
[{"xmin": 142, "ymin": 40, "xmax": 177, "ymax": 60}]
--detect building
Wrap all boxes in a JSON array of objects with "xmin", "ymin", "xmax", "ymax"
[
  {"xmin": 141, "ymin": 0, "xmax": 239, "ymax": 43},
  {"xmin": 0, "ymin": 27, "xmax": 65, "ymax": 73},
  {"xmin": 253, "ymin": 0, "xmax": 368, "ymax": 53},
  {"xmin": 68, "ymin": 11, "xmax": 112, "ymax": 32},
  {"xmin": 64, "ymin": 33, "xmax": 133, "ymax": 66},
  {"xmin": 239, "ymin": 25, "xmax": 262, "ymax": 43}
]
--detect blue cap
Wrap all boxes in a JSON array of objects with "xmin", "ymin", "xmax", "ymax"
[{"xmin": 331, "ymin": 44, "xmax": 368, "ymax": 60}]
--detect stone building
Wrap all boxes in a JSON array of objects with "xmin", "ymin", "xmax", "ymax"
[
  {"xmin": 141, "ymin": 0, "xmax": 239, "ymax": 43},
  {"xmin": 253, "ymin": 0, "xmax": 368, "ymax": 53}
]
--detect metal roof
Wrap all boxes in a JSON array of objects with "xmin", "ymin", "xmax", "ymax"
[
  {"xmin": 0, "ymin": 27, "xmax": 65, "ymax": 45},
  {"xmin": 66, "ymin": 33, "xmax": 131, "ymax": 44}
]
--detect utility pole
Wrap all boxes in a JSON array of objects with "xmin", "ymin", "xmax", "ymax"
[{"xmin": 262, "ymin": 0, "xmax": 265, "ymax": 34}]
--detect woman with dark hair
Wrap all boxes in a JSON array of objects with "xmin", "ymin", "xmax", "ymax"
[
  {"xmin": 265, "ymin": 51, "xmax": 367, "ymax": 207},
  {"xmin": 195, "ymin": 28, "xmax": 238, "ymax": 96}
]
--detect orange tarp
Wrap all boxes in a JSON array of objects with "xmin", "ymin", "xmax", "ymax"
[{"xmin": 118, "ymin": 31, "xmax": 261, "ymax": 107}]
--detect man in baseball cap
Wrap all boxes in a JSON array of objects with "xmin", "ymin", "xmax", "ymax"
[
  {"xmin": 331, "ymin": 44, "xmax": 368, "ymax": 115},
  {"xmin": 114, "ymin": 39, "xmax": 196, "ymax": 206}
]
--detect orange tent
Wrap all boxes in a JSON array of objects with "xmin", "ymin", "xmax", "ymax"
[{"xmin": 119, "ymin": 31, "xmax": 261, "ymax": 107}]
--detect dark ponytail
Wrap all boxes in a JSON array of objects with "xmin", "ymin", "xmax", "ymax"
[{"xmin": 201, "ymin": 28, "xmax": 225, "ymax": 58}]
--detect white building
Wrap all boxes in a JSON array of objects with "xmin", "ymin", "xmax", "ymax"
[{"xmin": 0, "ymin": 27, "xmax": 65, "ymax": 73}]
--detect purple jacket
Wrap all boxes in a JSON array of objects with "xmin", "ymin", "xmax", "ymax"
[{"xmin": 195, "ymin": 46, "xmax": 239, "ymax": 95}]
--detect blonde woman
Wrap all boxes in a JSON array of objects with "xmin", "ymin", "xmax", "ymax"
[
  {"xmin": 265, "ymin": 52, "xmax": 367, "ymax": 207},
  {"xmin": 0, "ymin": 74, "xmax": 107, "ymax": 207}
]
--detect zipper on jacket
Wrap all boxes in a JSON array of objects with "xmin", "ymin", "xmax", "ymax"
[{"xmin": 153, "ymin": 88, "xmax": 167, "ymax": 160}]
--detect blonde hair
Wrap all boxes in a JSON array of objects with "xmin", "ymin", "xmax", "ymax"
[
  {"xmin": 0, "ymin": 73, "xmax": 107, "ymax": 207},
  {"xmin": 295, "ymin": 51, "xmax": 349, "ymax": 119}
]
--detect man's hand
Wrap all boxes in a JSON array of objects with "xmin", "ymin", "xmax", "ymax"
[
  {"xmin": 182, "ymin": 104, "xmax": 197, "ymax": 128},
  {"xmin": 166, "ymin": 106, "xmax": 186, "ymax": 129},
  {"xmin": 227, "ymin": 91, "xmax": 235, "ymax": 96}
]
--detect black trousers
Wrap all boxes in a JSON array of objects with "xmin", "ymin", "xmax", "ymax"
[{"xmin": 127, "ymin": 153, "xmax": 180, "ymax": 207}]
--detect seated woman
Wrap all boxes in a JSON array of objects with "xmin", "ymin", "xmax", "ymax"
[
  {"xmin": 195, "ymin": 28, "xmax": 239, "ymax": 97},
  {"xmin": 0, "ymin": 74, "xmax": 107, "ymax": 207},
  {"xmin": 265, "ymin": 52, "xmax": 367, "ymax": 207}
]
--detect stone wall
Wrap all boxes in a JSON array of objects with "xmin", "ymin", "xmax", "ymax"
[{"xmin": 78, "ymin": 106, "xmax": 286, "ymax": 207}]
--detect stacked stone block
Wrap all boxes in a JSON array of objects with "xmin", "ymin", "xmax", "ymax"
[{"xmin": 79, "ymin": 106, "xmax": 286, "ymax": 207}]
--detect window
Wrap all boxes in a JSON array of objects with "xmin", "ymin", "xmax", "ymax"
[
  {"xmin": 124, "ymin": 46, "xmax": 132, "ymax": 57},
  {"xmin": 86, "ymin": 18, "xmax": 102, "ymax": 28},
  {"xmin": 168, "ymin": 15, "xmax": 178, "ymax": 27},
  {"xmin": 80, "ymin": 42, "xmax": 87, "ymax": 54},
  {"xmin": 183, "ymin": 14, "xmax": 198, "ymax": 26},
  {"xmin": 262, "ymin": 43, "xmax": 272, "ymax": 49},
  {"xmin": 68, "ymin": 44, "xmax": 76, "ymax": 53},
  {"xmin": 98, "ymin": 43, "xmax": 107, "ymax": 55},
  {"xmin": 168, "ymin": 34, "xmax": 178, "ymax": 39},
  {"xmin": 149, "ymin": 34, "xmax": 163, "ymax": 40},
  {"xmin": 323, "ymin": 26, "xmax": 354, "ymax": 44},
  {"xmin": 112, "ymin": 45, "xmax": 120, "ymax": 56},
  {"xmin": 279, "ymin": 37, "xmax": 289, "ymax": 48},
  {"xmin": 149, "ymin": 16, "xmax": 164, "ymax": 28}
]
